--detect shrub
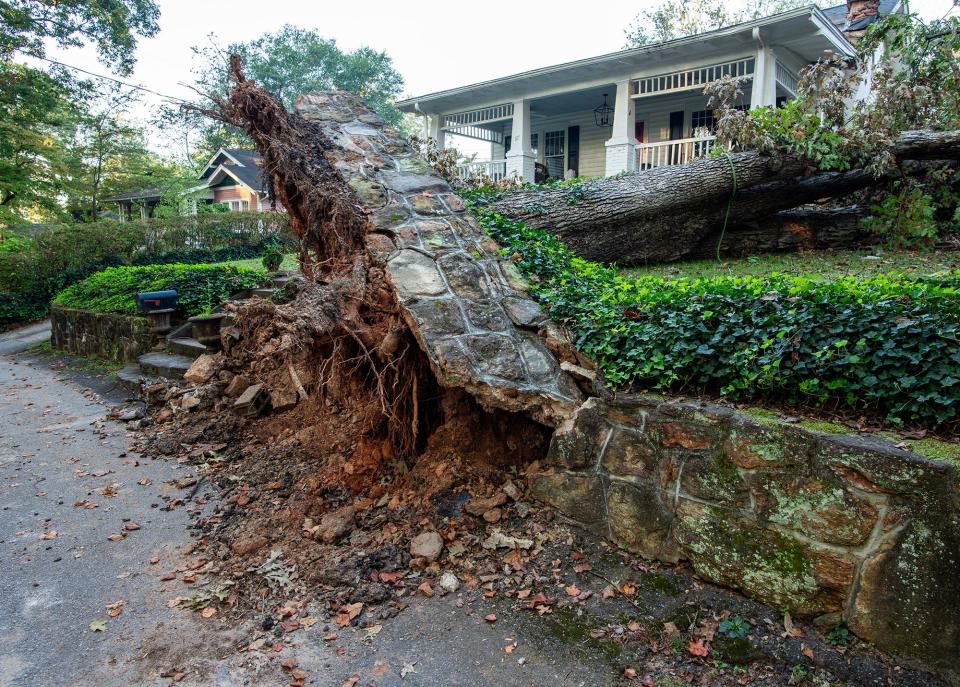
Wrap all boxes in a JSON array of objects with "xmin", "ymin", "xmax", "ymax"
[
  {"xmin": 470, "ymin": 205, "xmax": 960, "ymax": 429},
  {"xmin": 0, "ymin": 212, "xmax": 293, "ymax": 329},
  {"xmin": 53, "ymin": 263, "xmax": 267, "ymax": 318}
]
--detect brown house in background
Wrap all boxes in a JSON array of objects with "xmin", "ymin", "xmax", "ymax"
[{"xmin": 106, "ymin": 148, "xmax": 273, "ymax": 221}]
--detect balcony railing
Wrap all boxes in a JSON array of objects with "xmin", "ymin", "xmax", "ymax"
[
  {"xmin": 636, "ymin": 136, "xmax": 718, "ymax": 170},
  {"xmin": 458, "ymin": 159, "xmax": 508, "ymax": 182}
]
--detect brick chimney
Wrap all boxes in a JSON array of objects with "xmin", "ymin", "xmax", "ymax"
[{"xmin": 845, "ymin": 0, "xmax": 881, "ymax": 42}]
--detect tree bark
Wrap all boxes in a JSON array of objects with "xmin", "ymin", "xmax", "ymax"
[{"xmin": 488, "ymin": 130, "xmax": 960, "ymax": 265}]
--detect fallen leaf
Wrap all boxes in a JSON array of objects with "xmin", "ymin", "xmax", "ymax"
[
  {"xmin": 504, "ymin": 645, "xmax": 515, "ymax": 654},
  {"xmin": 602, "ymin": 585, "xmax": 616, "ymax": 600},
  {"xmin": 107, "ymin": 534, "xmax": 125, "ymax": 542},
  {"xmin": 418, "ymin": 582, "xmax": 434, "ymax": 598},
  {"xmin": 123, "ymin": 522, "xmax": 140, "ymax": 531},
  {"xmin": 323, "ymin": 632, "xmax": 338, "ymax": 641},
  {"xmin": 280, "ymin": 658, "xmax": 299, "ymax": 671},
  {"xmin": 89, "ymin": 620, "xmax": 107, "ymax": 632},
  {"xmin": 801, "ymin": 643, "xmax": 814, "ymax": 659},
  {"xmin": 573, "ymin": 562, "xmax": 593, "ymax": 573},
  {"xmin": 564, "ymin": 584, "xmax": 581, "ymax": 597},
  {"xmin": 516, "ymin": 589, "xmax": 532, "ymax": 599},
  {"xmin": 618, "ymin": 582, "xmax": 637, "ymax": 596},
  {"xmin": 39, "ymin": 530, "xmax": 58, "ymax": 540},
  {"xmin": 200, "ymin": 607, "xmax": 217, "ymax": 619},
  {"xmin": 688, "ymin": 638, "xmax": 709, "ymax": 657},
  {"xmin": 484, "ymin": 614, "xmax": 497, "ymax": 623},
  {"xmin": 624, "ymin": 667, "xmax": 638, "ymax": 678},
  {"xmin": 783, "ymin": 612, "xmax": 805, "ymax": 638},
  {"xmin": 400, "ymin": 662, "xmax": 417, "ymax": 678}
]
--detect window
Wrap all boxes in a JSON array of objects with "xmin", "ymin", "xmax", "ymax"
[
  {"xmin": 543, "ymin": 130, "xmax": 564, "ymax": 179},
  {"xmin": 530, "ymin": 133, "xmax": 538, "ymax": 156},
  {"xmin": 223, "ymin": 199, "xmax": 249, "ymax": 212},
  {"xmin": 691, "ymin": 110, "xmax": 716, "ymax": 134}
]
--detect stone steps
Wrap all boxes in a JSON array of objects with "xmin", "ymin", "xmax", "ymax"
[
  {"xmin": 137, "ymin": 352, "xmax": 193, "ymax": 380},
  {"xmin": 168, "ymin": 336, "xmax": 207, "ymax": 358}
]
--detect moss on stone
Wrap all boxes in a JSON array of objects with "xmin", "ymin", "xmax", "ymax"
[
  {"xmin": 544, "ymin": 605, "xmax": 623, "ymax": 665},
  {"xmin": 797, "ymin": 418, "xmax": 852, "ymax": 435},
  {"xmin": 639, "ymin": 573, "xmax": 683, "ymax": 597},
  {"xmin": 739, "ymin": 407, "xmax": 781, "ymax": 427},
  {"xmin": 711, "ymin": 634, "xmax": 764, "ymax": 664},
  {"xmin": 676, "ymin": 503, "xmax": 821, "ymax": 613},
  {"xmin": 899, "ymin": 438, "xmax": 960, "ymax": 467}
]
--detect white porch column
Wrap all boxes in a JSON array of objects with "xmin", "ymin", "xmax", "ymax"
[
  {"xmin": 505, "ymin": 99, "xmax": 535, "ymax": 182},
  {"xmin": 604, "ymin": 80, "xmax": 636, "ymax": 176},
  {"xmin": 427, "ymin": 114, "xmax": 446, "ymax": 148},
  {"xmin": 752, "ymin": 32, "xmax": 778, "ymax": 108}
]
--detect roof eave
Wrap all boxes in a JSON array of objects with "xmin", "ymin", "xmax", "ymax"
[{"xmin": 397, "ymin": 5, "xmax": 849, "ymax": 112}]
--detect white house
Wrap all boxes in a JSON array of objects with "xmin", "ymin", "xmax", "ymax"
[{"xmin": 397, "ymin": 2, "xmax": 893, "ymax": 183}]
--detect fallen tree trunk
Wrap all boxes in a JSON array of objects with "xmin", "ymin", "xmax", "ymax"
[{"xmin": 488, "ymin": 130, "xmax": 960, "ymax": 264}]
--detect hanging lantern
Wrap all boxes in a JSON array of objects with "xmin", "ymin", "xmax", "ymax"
[{"xmin": 594, "ymin": 93, "xmax": 614, "ymax": 127}]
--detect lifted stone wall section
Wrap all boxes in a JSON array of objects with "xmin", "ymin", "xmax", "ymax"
[{"xmin": 50, "ymin": 305, "xmax": 154, "ymax": 362}]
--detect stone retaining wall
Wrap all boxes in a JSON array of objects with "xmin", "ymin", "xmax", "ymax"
[
  {"xmin": 50, "ymin": 305, "xmax": 154, "ymax": 362},
  {"xmin": 531, "ymin": 396, "xmax": 960, "ymax": 682}
]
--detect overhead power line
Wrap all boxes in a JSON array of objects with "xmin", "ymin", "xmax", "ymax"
[{"xmin": 30, "ymin": 55, "xmax": 193, "ymax": 104}]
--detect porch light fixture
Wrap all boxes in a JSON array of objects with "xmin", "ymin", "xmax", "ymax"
[{"xmin": 594, "ymin": 93, "xmax": 614, "ymax": 127}]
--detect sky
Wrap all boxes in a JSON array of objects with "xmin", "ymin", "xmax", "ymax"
[{"xmin": 32, "ymin": 0, "xmax": 960, "ymax": 159}]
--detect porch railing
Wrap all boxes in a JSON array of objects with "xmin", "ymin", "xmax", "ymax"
[
  {"xmin": 458, "ymin": 159, "xmax": 508, "ymax": 182},
  {"xmin": 635, "ymin": 136, "xmax": 717, "ymax": 170}
]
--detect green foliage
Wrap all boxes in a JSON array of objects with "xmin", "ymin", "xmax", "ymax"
[
  {"xmin": 718, "ymin": 616, "xmax": 752, "ymax": 639},
  {"xmin": 623, "ymin": 0, "xmax": 827, "ymax": 48},
  {"xmin": 54, "ymin": 263, "xmax": 266, "ymax": 317},
  {"xmin": 0, "ymin": 0, "xmax": 160, "ymax": 76},
  {"xmin": 177, "ymin": 25, "xmax": 405, "ymax": 153},
  {"xmin": 0, "ymin": 212, "xmax": 292, "ymax": 328},
  {"xmin": 860, "ymin": 180, "xmax": 938, "ymax": 247},
  {"xmin": 826, "ymin": 624, "xmax": 854, "ymax": 647},
  {"xmin": 468, "ymin": 202, "xmax": 960, "ymax": 429}
]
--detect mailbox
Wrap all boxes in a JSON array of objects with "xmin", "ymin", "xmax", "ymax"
[{"xmin": 136, "ymin": 290, "xmax": 177, "ymax": 313}]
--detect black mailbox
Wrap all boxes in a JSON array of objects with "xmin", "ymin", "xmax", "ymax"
[{"xmin": 136, "ymin": 290, "xmax": 177, "ymax": 313}]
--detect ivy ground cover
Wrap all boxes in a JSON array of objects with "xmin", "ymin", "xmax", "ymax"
[{"xmin": 471, "ymin": 206, "xmax": 960, "ymax": 430}]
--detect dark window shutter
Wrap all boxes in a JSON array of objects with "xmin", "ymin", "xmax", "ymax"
[{"xmin": 566, "ymin": 125, "xmax": 580, "ymax": 177}]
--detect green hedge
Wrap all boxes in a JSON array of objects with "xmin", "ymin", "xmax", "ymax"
[
  {"xmin": 53, "ymin": 263, "xmax": 267, "ymax": 318},
  {"xmin": 0, "ymin": 212, "xmax": 293, "ymax": 329},
  {"xmin": 470, "ymin": 205, "xmax": 960, "ymax": 429}
]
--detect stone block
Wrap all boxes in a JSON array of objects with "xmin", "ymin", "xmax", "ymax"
[
  {"xmin": 518, "ymin": 334, "xmax": 558, "ymax": 381},
  {"xmin": 848, "ymin": 515, "xmax": 960, "ymax": 684},
  {"xmin": 606, "ymin": 480, "xmax": 676, "ymax": 560},
  {"xmin": 184, "ymin": 354, "xmax": 218, "ymax": 384},
  {"xmin": 407, "ymin": 298, "xmax": 466, "ymax": 336},
  {"xmin": 502, "ymin": 296, "xmax": 547, "ymax": 328},
  {"xmin": 462, "ymin": 334, "xmax": 524, "ymax": 381},
  {"xmin": 438, "ymin": 254, "xmax": 489, "ymax": 301},
  {"xmin": 439, "ymin": 194, "xmax": 466, "ymax": 213},
  {"xmin": 723, "ymin": 417, "xmax": 808, "ymax": 470},
  {"xmin": 601, "ymin": 427, "xmax": 658, "ymax": 479},
  {"xmin": 528, "ymin": 472, "xmax": 606, "ymax": 528},
  {"xmin": 547, "ymin": 400, "xmax": 610, "ymax": 470},
  {"xmin": 655, "ymin": 421, "xmax": 717, "ymax": 450},
  {"xmin": 679, "ymin": 452, "xmax": 750, "ymax": 507},
  {"xmin": 814, "ymin": 433, "xmax": 954, "ymax": 497},
  {"xmin": 673, "ymin": 500, "xmax": 837, "ymax": 616},
  {"xmin": 347, "ymin": 176, "xmax": 386, "ymax": 207},
  {"xmin": 365, "ymin": 233, "xmax": 396, "ymax": 264},
  {"xmin": 463, "ymin": 301, "xmax": 509, "ymax": 332},
  {"xmin": 431, "ymin": 339, "xmax": 472, "ymax": 385},
  {"xmin": 379, "ymin": 170, "xmax": 445, "ymax": 194},
  {"xmin": 233, "ymin": 383, "xmax": 269, "ymax": 417},
  {"xmin": 416, "ymin": 219, "xmax": 460, "ymax": 250},
  {"xmin": 387, "ymin": 250, "xmax": 447, "ymax": 299},
  {"xmin": 407, "ymin": 193, "xmax": 449, "ymax": 215},
  {"xmin": 757, "ymin": 476, "xmax": 878, "ymax": 546}
]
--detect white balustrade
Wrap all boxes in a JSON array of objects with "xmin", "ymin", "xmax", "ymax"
[
  {"xmin": 457, "ymin": 160, "xmax": 509, "ymax": 181},
  {"xmin": 635, "ymin": 136, "xmax": 717, "ymax": 170}
]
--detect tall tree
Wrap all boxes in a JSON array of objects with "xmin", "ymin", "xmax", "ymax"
[
  {"xmin": 0, "ymin": 62, "xmax": 80, "ymax": 225},
  {"xmin": 173, "ymin": 25, "xmax": 405, "ymax": 158},
  {"xmin": 0, "ymin": 0, "xmax": 160, "ymax": 75},
  {"xmin": 623, "ymin": 0, "xmax": 826, "ymax": 48}
]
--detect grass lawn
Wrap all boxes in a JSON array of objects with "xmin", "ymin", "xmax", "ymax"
[
  {"xmin": 224, "ymin": 253, "xmax": 300, "ymax": 272},
  {"xmin": 621, "ymin": 248, "xmax": 960, "ymax": 281}
]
